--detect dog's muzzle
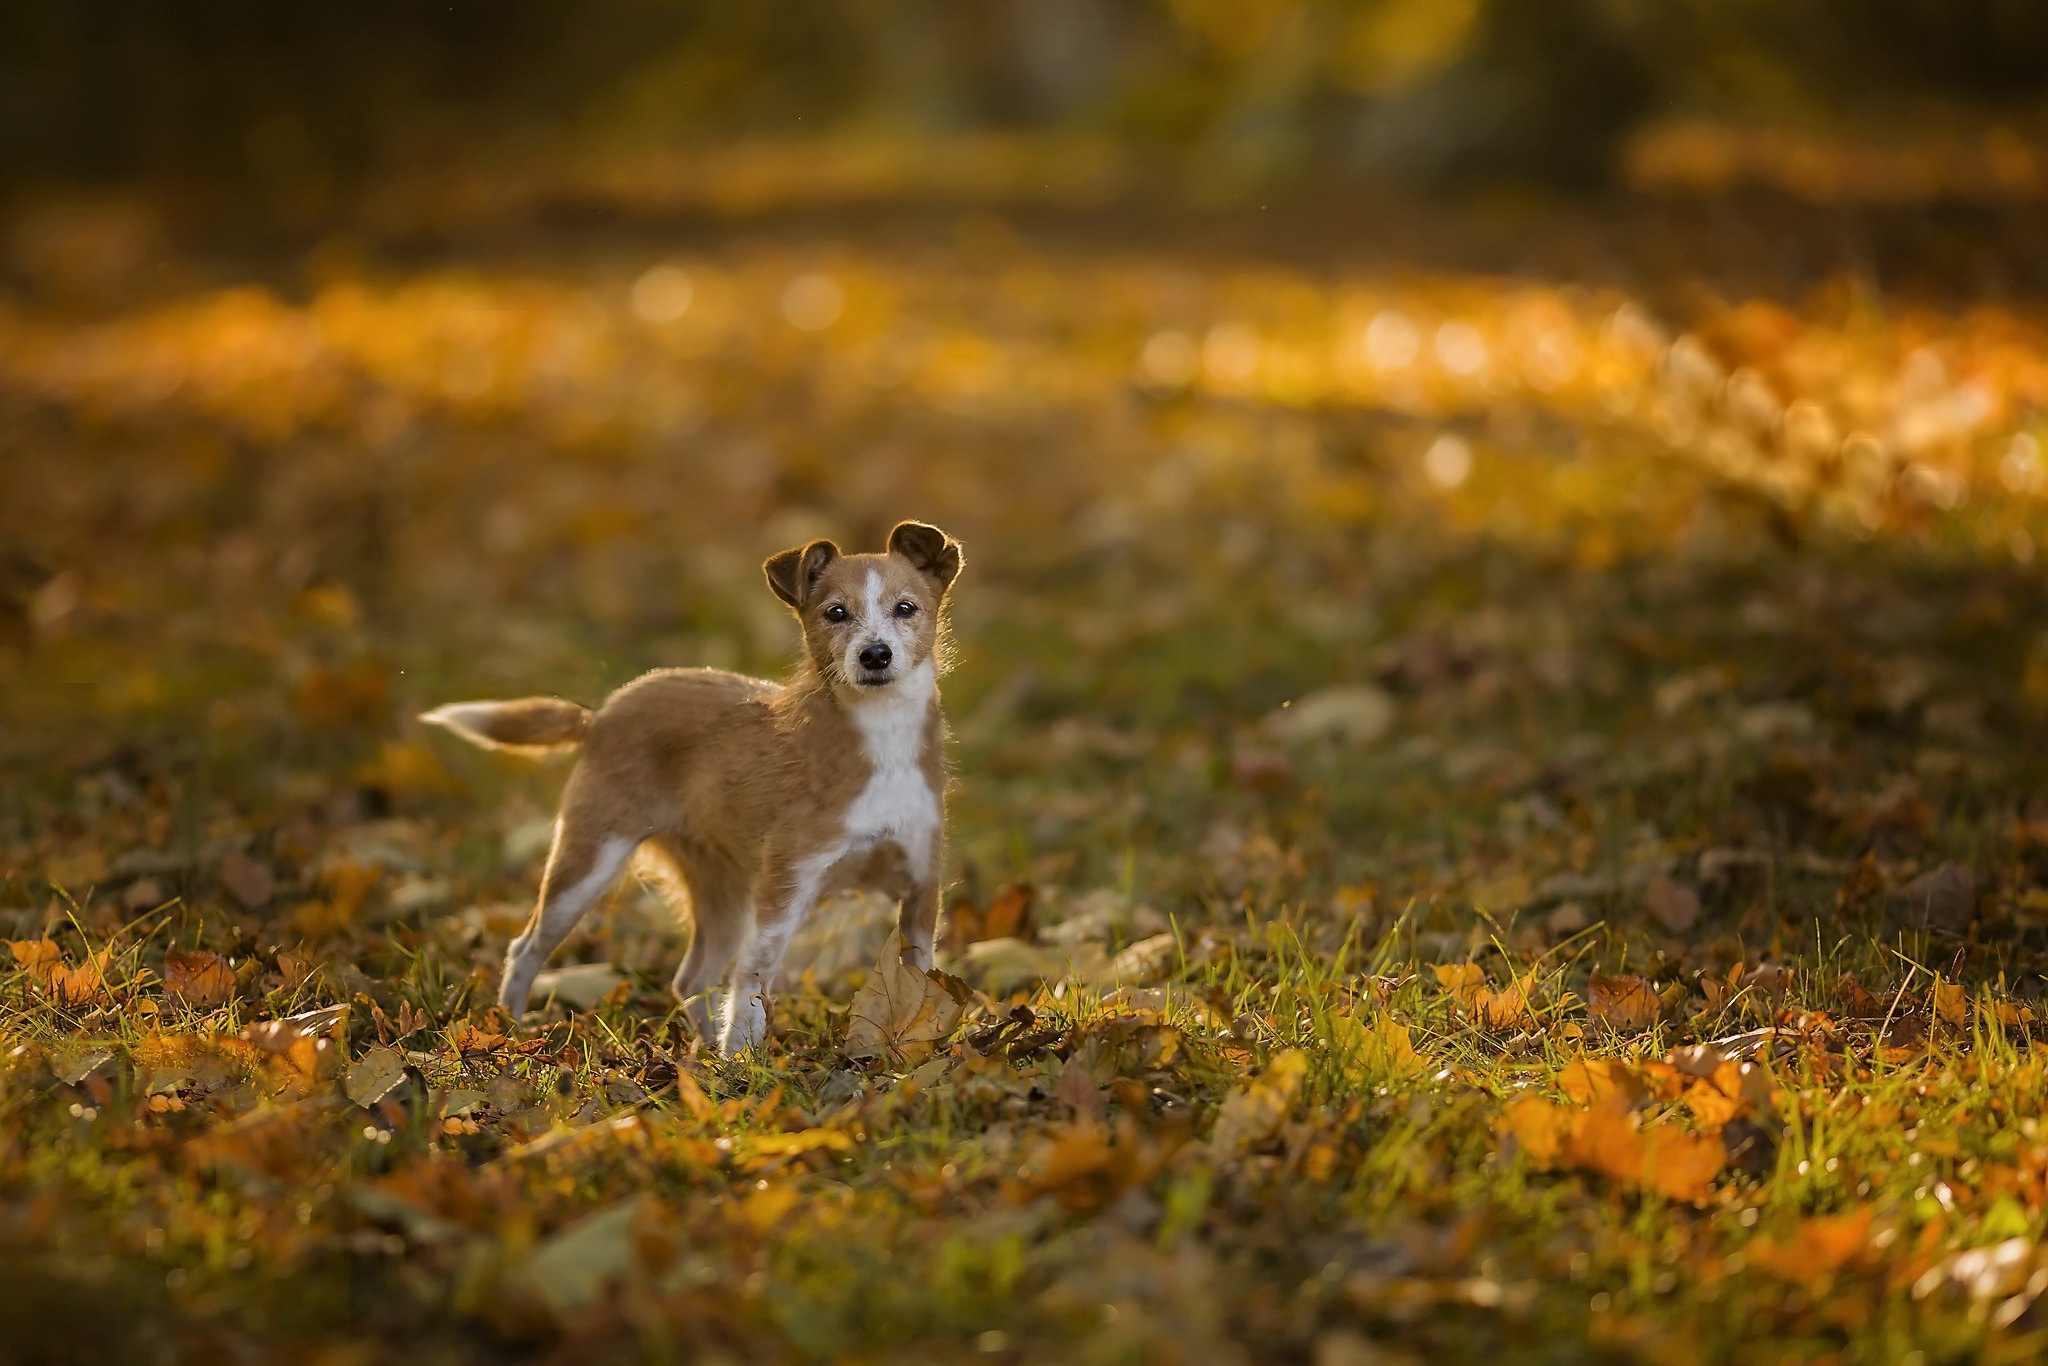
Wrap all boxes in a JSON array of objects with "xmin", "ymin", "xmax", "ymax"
[{"xmin": 856, "ymin": 641, "xmax": 893, "ymax": 685}]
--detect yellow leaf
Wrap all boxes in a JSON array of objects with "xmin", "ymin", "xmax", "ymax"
[
  {"xmin": 1209, "ymin": 1049, "xmax": 1308, "ymax": 1157},
  {"xmin": 1328, "ymin": 1012, "xmax": 1426, "ymax": 1082},
  {"xmin": 1433, "ymin": 962, "xmax": 1486, "ymax": 1001},
  {"xmin": 734, "ymin": 1183, "xmax": 800, "ymax": 1235},
  {"xmin": 745, "ymin": 1129, "xmax": 854, "ymax": 1159},
  {"xmin": 8, "ymin": 939, "xmax": 62, "ymax": 987},
  {"xmin": 1932, "ymin": 979, "xmax": 1968, "ymax": 1026}
]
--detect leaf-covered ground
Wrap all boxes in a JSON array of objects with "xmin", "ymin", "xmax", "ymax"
[{"xmin": 5, "ymin": 172, "xmax": 2048, "ymax": 1363}]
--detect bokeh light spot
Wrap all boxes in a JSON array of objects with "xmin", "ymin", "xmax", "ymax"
[
  {"xmin": 1434, "ymin": 321, "xmax": 1486, "ymax": 376},
  {"xmin": 630, "ymin": 264, "xmax": 695, "ymax": 324},
  {"xmin": 782, "ymin": 273, "xmax": 845, "ymax": 331},
  {"xmin": 1424, "ymin": 434, "xmax": 1473, "ymax": 489}
]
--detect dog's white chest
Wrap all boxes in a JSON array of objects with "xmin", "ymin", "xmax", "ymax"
[{"xmin": 842, "ymin": 667, "xmax": 939, "ymax": 867}]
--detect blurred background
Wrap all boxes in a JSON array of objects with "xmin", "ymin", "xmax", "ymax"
[{"xmin": 4, "ymin": 0, "xmax": 2048, "ymax": 953}]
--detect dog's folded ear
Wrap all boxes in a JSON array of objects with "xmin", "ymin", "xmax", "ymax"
[
  {"xmin": 888, "ymin": 521, "xmax": 964, "ymax": 594},
  {"xmin": 764, "ymin": 538, "xmax": 841, "ymax": 608}
]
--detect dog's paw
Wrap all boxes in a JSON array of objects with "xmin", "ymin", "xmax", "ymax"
[{"xmin": 719, "ymin": 991, "xmax": 769, "ymax": 1054}]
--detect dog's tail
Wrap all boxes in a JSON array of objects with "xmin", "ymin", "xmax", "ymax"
[{"xmin": 419, "ymin": 698, "xmax": 591, "ymax": 753}]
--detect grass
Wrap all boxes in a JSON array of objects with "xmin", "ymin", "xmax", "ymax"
[{"xmin": 3, "ymin": 183, "xmax": 2048, "ymax": 1363}]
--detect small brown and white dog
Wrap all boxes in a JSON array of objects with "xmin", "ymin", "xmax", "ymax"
[{"xmin": 421, "ymin": 520, "xmax": 962, "ymax": 1053}]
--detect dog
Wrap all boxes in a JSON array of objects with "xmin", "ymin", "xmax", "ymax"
[{"xmin": 421, "ymin": 520, "xmax": 962, "ymax": 1053}]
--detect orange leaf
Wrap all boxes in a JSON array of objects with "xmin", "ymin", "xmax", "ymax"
[
  {"xmin": 8, "ymin": 939, "xmax": 62, "ymax": 984},
  {"xmin": 164, "ymin": 949, "xmax": 236, "ymax": 1008},
  {"xmin": 1500, "ymin": 1093, "xmax": 1569, "ymax": 1167},
  {"xmin": 1571, "ymin": 1102, "xmax": 1724, "ymax": 1202},
  {"xmin": 1433, "ymin": 962, "xmax": 1486, "ymax": 1002},
  {"xmin": 48, "ymin": 948, "xmax": 114, "ymax": 1006},
  {"xmin": 1588, "ymin": 973, "xmax": 1660, "ymax": 1032},
  {"xmin": 1558, "ymin": 1058, "xmax": 1647, "ymax": 1108},
  {"xmin": 1749, "ymin": 1208, "xmax": 1876, "ymax": 1282},
  {"xmin": 1932, "ymin": 980, "xmax": 1968, "ymax": 1026}
]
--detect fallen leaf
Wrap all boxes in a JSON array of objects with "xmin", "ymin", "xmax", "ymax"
[
  {"xmin": 346, "ymin": 1045, "xmax": 409, "ymax": 1107},
  {"xmin": 1500, "ymin": 1093, "xmax": 1569, "ymax": 1167},
  {"xmin": 1749, "ymin": 1207, "xmax": 1875, "ymax": 1282},
  {"xmin": 1588, "ymin": 973, "xmax": 1660, "ymax": 1032},
  {"xmin": 1932, "ymin": 979, "xmax": 1968, "ymax": 1026},
  {"xmin": 531, "ymin": 962, "xmax": 627, "ymax": 1011},
  {"xmin": 245, "ymin": 1003, "xmax": 348, "ymax": 1052},
  {"xmin": 1642, "ymin": 876, "xmax": 1700, "ymax": 934},
  {"xmin": 1571, "ymin": 1101, "xmax": 1724, "ymax": 1202},
  {"xmin": 217, "ymin": 851, "xmax": 275, "ymax": 910},
  {"xmin": 163, "ymin": 948, "xmax": 236, "ymax": 1008},
  {"xmin": 1209, "ymin": 1049, "xmax": 1307, "ymax": 1157},
  {"xmin": 49, "ymin": 948, "xmax": 114, "ymax": 1006},
  {"xmin": 950, "ymin": 881, "xmax": 1037, "ymax": 945},
  {"xmin": 1265, "ymin": 684, "xmax": 1396, "ymax": 746},
  {"xmin": 1886, "ymin": 863, "xmax": 1977, "ymax": 934},
  {"xmin": 1053, "ymin": 1058, "xmax": 1105, "ymax": 1123},
  {"xmin": 515, "ymin": 1197, "xmax": 650, "ymax": 1316},
  {"xmin": 9, "ymin": 939, "xmax": 62, "ymax": 979},
  {"xmin": 1433, "ymin": 962, "xmax": 1486, "ymax": 1000},
  {"xmin": 1557, "ymin": 1058, "xmax": 1647, "ymax": 1107},
  {"xmin": 956, "ymin": 937, "xmax": 1064, "ymax": 995},
  {"xmin": 1102, "ymin": 931, "xmax": 1178, "ymax": 986},
  {"xmin": 1328, "ymin": 1012, "xmax": 1426, "ymax": 1082},
  {"xmin": 1499, "ymin": 1094, "xmax": 1723, "ymax": 1202},
  {"xmin": 842, "ymin": 930, "xmax": 969, "ymax": 1065}
]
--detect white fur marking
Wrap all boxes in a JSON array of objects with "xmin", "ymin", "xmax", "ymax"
[
  {"xmin": 421, "ymin": 702, "xmax": 505, "ymax": 739},
  {"xmin": 502, "ymin": 834, "xmax": 635, "ymax": 1010},
  {"xmin": 842, "ymin": 657, "xmax": 939, "ymax": 868},
  {"xmin": 721, "ymin": 847, "xmax": 845, "ymax": 1051}
]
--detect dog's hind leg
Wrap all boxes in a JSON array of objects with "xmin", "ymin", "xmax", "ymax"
[
  {"xmin": 646, "ymin": 839, "xmax": 749, "ymax": 1040},
  {"xmin": 500, "ymin": 787, "xmax": 638, "ymax": 1016}
]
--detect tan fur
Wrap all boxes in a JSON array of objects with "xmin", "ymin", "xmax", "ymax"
[
  {"xmin": 420, "ymin": 697, "xmax": 591, "ymax": 751},
  {"xmin": 423, "ymin": 520, "xmax": 964, "ymax": 1053}
]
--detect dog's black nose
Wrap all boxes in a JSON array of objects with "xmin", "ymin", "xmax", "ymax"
[{"xmin": 859, "ymin": 643, "xmax": 893, "ymax": 672}]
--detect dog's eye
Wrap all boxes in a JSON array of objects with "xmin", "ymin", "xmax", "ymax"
[
  {"xmin": 823, "ymin": 604, "xmax": 848, "ymax": 623},
  {"xmin": 894, "ymin": 600, "xmax": 918, "ymax": 618}
]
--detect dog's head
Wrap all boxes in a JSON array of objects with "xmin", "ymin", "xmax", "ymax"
[{"xmin": 764, "ymin": 520, "xmax": 963, "ymax": 695}]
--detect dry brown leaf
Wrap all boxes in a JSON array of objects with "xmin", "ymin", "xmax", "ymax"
[
  {"xmin": 980, "ymin": 882, "xmax": 1035, "ymax": 941},
  {"xmin": 164, "ymin": 948, "xmax": 236, "ymax": 1008},
  {"xmin": 842, "ymin": 930, "xmax": 968, "ymax": 1065},
  {"xmin": 1932, "ymin": 979, "xmax": 1968, "ymax": 1026},
  {"xmin": 1209, "ymin": 1048, "xmax": 1307, "ymax": 1157},
  {"xmin": 1104, "ymin": 932, "xmax": 1178, "ymax": 986},
  {"xmin": 1643, "ymin": 876, "xmax": 1701, "ymax": 934},
  {"xmin": 217, "ymin": 851, "xmax": 276, "ymax": 910},
  {"xmin": 346, "ymin": 1045, "xmax": 409, "ymax": 1107},
  {"xmin": 50, "ymin": 948, "xmax": 114, "ymax": 1006},
  {"xmin": 1588, "ymin": 973, "xmax": 1660, "ymax": 1032},
  {"xmin": 245, "ymin": 1003, "xmax": 348, "ymax": 1053},
  {"xmin": 1052, "ymin": 1059, "xmax": 1105, "ymax": 1123}
]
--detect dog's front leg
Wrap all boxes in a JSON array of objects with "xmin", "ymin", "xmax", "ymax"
[
  {"xmin": 897, "ymin": 876, "xmax": 941, "ymax": 973},
  {"xmin": 719, "ymin": 848, "xmax": 837, "ymax": 1053}
]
